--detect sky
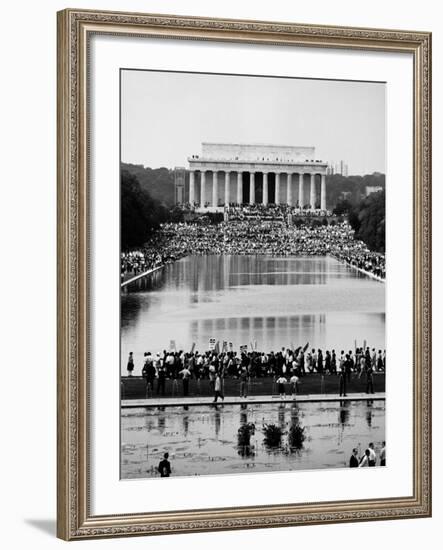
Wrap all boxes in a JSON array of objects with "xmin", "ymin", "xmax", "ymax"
[{"xmin": 121, "ymin": 69, "xmax": 385, "ymax": 176}]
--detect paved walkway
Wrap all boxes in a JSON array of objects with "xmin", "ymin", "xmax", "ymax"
[{"xmin": 122, "ymin": 392, "xmax": 385, "ymax": 408}]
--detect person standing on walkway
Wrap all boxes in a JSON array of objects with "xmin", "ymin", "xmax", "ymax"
[
  {"xmin": 368, "ymin": 442, "xmax": 376, "ymax": 466},
  {"xmin": 366, "ymin": 363, "xmax": 375, "ymax": 394},
  {"xmin": 359, "ymin": 449, "xmax": 371, "ymax": 467},
  {"xmin": 331, "ymin": 349, "xmax": 337, "ymax": 374},
  {"xmin": 142, "ymin": 353, "xmax": 156, "ymax": 397},
  {"xmin": 289, "ymin": 373, "xmax": 300, "ymax": 399},
  {"xmin": 349, "ymin": 448, "xmax": 359, "ymax": 467},
  {"xmin": 276, "ymin": 375, "xmax": 287, "ymax": 399},
  {"xmin": 317, "ymin": 349, "xmax": 323, "ymax": 374},
  {"xmin": 239, "ymin": 367, "xmax": 248, "ymax": 398},
  {"xmin": 179, "ymin": 365, "xmax": 191, "ymax": 397},
  {"xmin": 157, "ymin": 453, "xmax": 171, "ymax": 477},
  {"xmin": 209, "ymin": 363, "xmax": 216, "ymax": 393},
  {"xmin": 156, "ymin": 354, "xmax": 166, "ymax": 396},
  {"xmin": 127, "ymin": 352, "xmax": 134, "ymax": 377},
  {"xmin": 213, "ymin": 373, "xmax": 224, "ymax": 402},
  {"xmin": 380, "ymin": 441, "xmax": 386, "ymax": 466},
  {"xmin": 338, "ymin": 363, "xmax": 347, "ymax": 397}
]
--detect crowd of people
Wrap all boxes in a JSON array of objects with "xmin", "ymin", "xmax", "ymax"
[
  {"xmin": 121, "ymin": 217, "xmax": 386, "ymax": 280},
  {"xmin": 126, "ymin": 345, "xmax": 385, "ymax": 398},
  {"xmin": 225, "ymin": 203, "xmax": 331, "ymax": 221},
  {"xmin": 349, "ymin": 442, "xmax": 386, "ymax": 467}
]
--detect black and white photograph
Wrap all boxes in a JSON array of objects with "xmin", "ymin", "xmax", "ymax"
[{"xmin": 120, "ymin": 69, "xmax": 386, "ymax": 480}]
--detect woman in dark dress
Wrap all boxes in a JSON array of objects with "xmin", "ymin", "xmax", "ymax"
[{"xmin": 127, "ymin": 352, "xmax": 134, "ymax": 376}]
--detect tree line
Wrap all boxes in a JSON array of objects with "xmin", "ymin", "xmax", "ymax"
[
  {"xmin": 348, "ymin": 190, "xmax": 385, "ymax": 253},
  {"xmin": 121, "ymin": 170, "xmax": 170, "ymax": 249}
]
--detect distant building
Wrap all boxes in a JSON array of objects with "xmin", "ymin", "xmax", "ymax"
[
  {"xmin": 174, "ymin": 167, "xmax": 186, "ymax": 204},
  {"xmin": 365, "ymin": 186, "xmax": 383, "ymax": 197}
]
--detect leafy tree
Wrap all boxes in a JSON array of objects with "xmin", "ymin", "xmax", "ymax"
[
  {"xmin": 121, "ymin": 163, "xmax": 176, "ymax": 206},
  {"xmin": 121, "ymin": 170, "xmax": 168, "ymax": 249},
  {"xmin": 326, "ymin": 172, "xmax": 385, "ymax": 210},
  {"xmin": 333, "ymin": 199, "xmax": 352, "ymax": 216},
  {"xmin": 348, "ymin": 190, "xmax": 385, "ymax": 253}
]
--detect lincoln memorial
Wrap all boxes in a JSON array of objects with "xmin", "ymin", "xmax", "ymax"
[{"xmin": 187, "ymin": 143, "xmax": 328, "ymax": 210}]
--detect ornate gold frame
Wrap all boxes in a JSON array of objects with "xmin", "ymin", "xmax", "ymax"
[{"xmin": 57, "ymin": 8, "xmax": 432, "ymax": 540}]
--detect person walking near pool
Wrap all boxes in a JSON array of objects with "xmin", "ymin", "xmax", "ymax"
[
  {"xmin": 213, "ymin": 373, "xmax": 224, "ymax": 402},
  {"xmin": 276, "ymin": 375, "xmax": 287, "ymax": 398},
  {"xmin": 157, "ymin": 452, "xmax": 171, "ymax": 477},
  {"xmin": 127, "ymin": 352, "xmax": 134, "ymax": 377}
]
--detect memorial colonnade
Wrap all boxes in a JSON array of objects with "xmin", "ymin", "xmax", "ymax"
[{"xmin": 188, "ymin": 168, "xmax": 327, "ymax": 210}]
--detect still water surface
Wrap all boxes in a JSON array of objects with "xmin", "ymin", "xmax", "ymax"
[
  {"xmin": 121, "ymin": 255, "xmax": 385, "ymax": 375},
  {"xmin": 121, "ymin": 400, "xmax": 385, "ymax": 479}
]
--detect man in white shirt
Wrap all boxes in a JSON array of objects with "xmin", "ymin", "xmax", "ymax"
[
  {"xmin": 289, "ymin": 373, "xmax": 300, "ymax": 399},
  {"xmin": 368, "ymin": 442, "xmax": 376, "ymax": 466},
  {"xmin": 359, "ymin": 449, "xmax": 371, "ymax": 467}
]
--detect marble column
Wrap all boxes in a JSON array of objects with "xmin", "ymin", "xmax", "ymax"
[
  {"xmin": 320, "ymin": 173, "xmax": 326, "ymax": 210},
  {"xmin": 224, "ymin": 171, "xmax": 230, "ymax": 205},
  {"xmin": 275, "ymin": 172, "xmax": 281, "ymax": 204},
  {"xmin": 237, "ymin": 171, "xmax": 242, "ymax": 204},
  {"xmin": 189, "ymin": 170, "xmax": 195, "ymax": 205},
  {"xmin": 200, "ymin": 171, "xmax": 206, "ymax": 207},
  {"xmin": 310, "ymin": 173, "xmax": 316, "ymax": 209},
  {"xmin": 212, "ymin": 171, "xmax": 218, "ymax": 207},
  {"xmin": 263, "ymin": 172, "xmax": 268, "ymax": 205},
  {"xmin": 287, "ymin": 173, "xmax": 292, "ymax": 206},
  {"xmin": 249, "ymin": 172, "xmax": 255, "ymax": 205},
  {"xmin": 298, "ymin": 173, "xmax": 304, "ymax": 208}
]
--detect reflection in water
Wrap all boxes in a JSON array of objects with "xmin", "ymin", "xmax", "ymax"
[
  {"xmin": 157, "ymin": 407, "xmax": 165, "ymax": 434},
  {"xmin": 366, "ymin": 402, "xmax": 373, "ymax": 428},
  {"xmin": 182, "ymin": 409, "xmax": 189, "ymax": 437},
  {"xmin": 214, "ymin": 408, "xmax": 221, "ymax": 438},
  {"xmin": 340, "ymin": 402, "xmax": 351, "ymax": 427},
  {"xmin": 121, "ymin": 401, "xmax": 385, "ymax": 479},
  {"xmin": 121, "ymin": 255, "xmax": 385, "ymax": 375}
]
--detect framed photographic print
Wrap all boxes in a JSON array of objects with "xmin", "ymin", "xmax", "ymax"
[{"xmin": 57, "ymin": 8, "xmax": 432, "ymax": 540}]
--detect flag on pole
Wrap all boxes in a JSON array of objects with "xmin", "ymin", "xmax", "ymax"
[{"xmin": 303, "ymin": 341, "xmax": 309, "ymax": 352}]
